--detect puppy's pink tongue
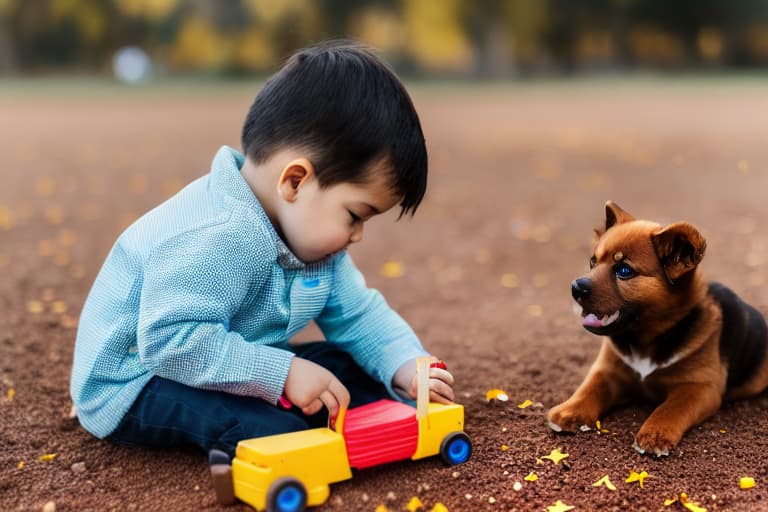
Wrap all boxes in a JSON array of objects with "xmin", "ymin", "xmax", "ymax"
[{"xmin": 583, "ymin": 313, "xmax": 602, "ymax": 327}]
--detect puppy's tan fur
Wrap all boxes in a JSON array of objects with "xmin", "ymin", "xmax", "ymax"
[{"xmin": 547, "ymin": 201, "xmax": 768, "ymax": 456}]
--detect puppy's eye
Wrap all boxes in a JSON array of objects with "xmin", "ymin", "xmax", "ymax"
[
  {"xmin": 589, "ymin": 256, "xmax": 597, "ymax": 269},
  {"xmin": 614, "ymin": 262, "xmax": 637, "ymax": 280}
]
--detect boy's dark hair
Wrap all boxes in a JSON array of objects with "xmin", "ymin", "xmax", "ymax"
[{"xmin": 241, "ymin": 40, "xmax": 427, "ymax": 217}]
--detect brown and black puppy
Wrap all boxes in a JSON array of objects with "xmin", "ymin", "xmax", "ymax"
[{"xmin": 547, "ymin": 200, "xmax": 768, "ymax": 456}]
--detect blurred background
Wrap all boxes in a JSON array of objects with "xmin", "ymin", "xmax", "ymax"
[{"xmin": 4, "ymin": 0, "xmax": 768, "ymax": 80}]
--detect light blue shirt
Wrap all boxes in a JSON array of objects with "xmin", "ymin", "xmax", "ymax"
[{"xmin": 71, "ymin": 146, "xmax": 427, "ymax": 439}]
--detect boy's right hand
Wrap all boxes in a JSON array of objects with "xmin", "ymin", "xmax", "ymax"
[{"xmin": 283, "ymin": 357, "xmax": 350, "ymax": 420}]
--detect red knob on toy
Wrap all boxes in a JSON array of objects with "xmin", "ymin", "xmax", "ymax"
[{"xmin": 430, "ymin": 360, "xmax": 447, "ymax": 370}]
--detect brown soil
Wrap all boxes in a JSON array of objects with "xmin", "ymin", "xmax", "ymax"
[{"xmin": 2, "ymin": 81, "xmax": 768, "ymax": 512}]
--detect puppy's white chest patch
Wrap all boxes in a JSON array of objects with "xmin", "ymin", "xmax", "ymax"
[{"xmin": 617, "ymin": 350, "xmax": 681, "ymax": 381}]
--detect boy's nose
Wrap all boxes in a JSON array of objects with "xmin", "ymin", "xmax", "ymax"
[{"xmin": 349, "ymin": 225, "xmax": 363, "ymax": 244}]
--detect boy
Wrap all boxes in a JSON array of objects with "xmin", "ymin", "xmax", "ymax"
[{"xmin": 70, "ymin": 40, "xmax": 454, "ymax": 499}]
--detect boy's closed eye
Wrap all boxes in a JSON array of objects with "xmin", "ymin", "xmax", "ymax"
[{"xmin": 348, "ymin": 210, "xmax": 363, "ymax": 224}]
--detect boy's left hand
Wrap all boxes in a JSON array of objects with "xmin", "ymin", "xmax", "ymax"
[{"xmin": 393, "ymin": 358, "xmax": 455, "ymax": 404}]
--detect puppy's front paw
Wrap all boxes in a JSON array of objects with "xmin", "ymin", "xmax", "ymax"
[
  {"xmin": 633, "ymin": 426, "xmax": 681, "ymax": 457},
  {"xmin": 547, "ymin": 401, "xmax": 598, "ymax": 433}
]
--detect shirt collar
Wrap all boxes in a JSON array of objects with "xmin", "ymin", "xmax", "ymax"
[{"xmin": 209, "ymin": 146, "xmax": 306, "ymax": 270}]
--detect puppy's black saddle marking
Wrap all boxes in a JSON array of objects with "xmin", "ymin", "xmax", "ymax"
[{"xmin": 709, "ymin": 282, "xmax": 768, "ymax": 388}]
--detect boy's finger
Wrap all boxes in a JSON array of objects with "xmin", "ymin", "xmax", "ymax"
[
  {"xmin": 429, "ymin": 367, "xmax": 454, "ymax": 386},
  {"xmin": 301, "ymin": 398, "xmax": 324, "ymax": 416},
  {"xmin": 328, "ymin": 379, "xmax": 351, "ymax": 410},
  {"xmin": 429, "ymin": 378, "xmax": 455, "ymax": 403},
  {"xmin": 319, "ymin": 389, "xmax": 339, "ymax": 420}
]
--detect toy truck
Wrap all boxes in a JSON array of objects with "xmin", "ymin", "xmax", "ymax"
[{"xmin": 228, "ymin": 357, "xmax": 471, "ymax": 512}]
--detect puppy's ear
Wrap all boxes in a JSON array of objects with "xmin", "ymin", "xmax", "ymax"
[
  {"xmin": 605, "ymin": 200, "xmax": 635, "ymax": 231},
  {"xmin": 651, "ymin": 222, "xmax": 707, "ymax": 284}
]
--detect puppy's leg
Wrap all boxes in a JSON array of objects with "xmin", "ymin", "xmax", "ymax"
[
  {"xmin": 634, "ymin": 383, "xmax": 721, "ymax": 456},
  {"xmin": 548, "ymin": 340, "xmax": 634, "ymax": 432}
]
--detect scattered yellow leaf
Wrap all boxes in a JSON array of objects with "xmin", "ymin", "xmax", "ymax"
[
  {"xmin": 680, "ymin": 493, "xmax": 707, "ymax": 512},
  {"xmin": 547, "ymin": 500, "xmax": 575, "ymax": 512},
  {"xmin": 406, "ymin": 497, "xmax": 424, "ymax": 511},
  {"xmin": 740, "ymin": 476, "xmax": 756, "ymax": 489},
  {"xmin": 500, "ymin": 273, "xmax": 519, "ymax": 288},
  {"xmin": 626, "ymin": 469, "xmax": 649, "ymax": 488},
  {"xmin": 380, "ymin": 261, "xmax": 404, "ymax": 278},
  {"xmin": 540, "ymin": 448, "xmax": 569, "ymax": 465},
  {"xmin": 374, "ymin": 506, "xmax": 389, "ymax": 512},
  {"xmin": 430, "ymin": 504, "xmax": 449, "ymax": 512},
  {"xmin": 39, "ymin": 453, "xmax": 57, "ymax": 462},
  {"xmin": 0, "ymin": 205, "xmax": 13, "ymax": 230},
  {"xmin": 7, "ymin": 388, "xmax": 14, "ymax": 400},
  {"xmin": 517, "ymin": 399, "xmax": 533, "ymax": 409},
  {"xmin": 485, "ymin": 389, "xmax": 509, "ymax": 402},
  {"xmin": 26, "ymin": 300, "xmax": 44, "ymax": 314},
  {"xmin": 664, "ymin": 497, "xmax": 678, "ymax": 506},
  {"xmin": 51, "ymin": 301, "xmax": 68, "ymax": 314},
  {"xmin": 524, "ymin": 472, "xmax": 538, "ymax": 482},
  {"xmin": 719, "ymin": 429, "xmax": 726, "ymax": 434},
  {"xmin": 501, "ymin": 445, "xmax": 509, "ymax": 451},
  {"xmin": 17, "ymin": 461, "xmax": 24, "ymax": 470},
  {"xmin": 593, "ymin": 475, "xmax": 616, "ymax": 491}
]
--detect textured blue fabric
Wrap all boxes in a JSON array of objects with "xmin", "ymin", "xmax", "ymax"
[{"xmin": 71, "ymin": 146, "xmax": 427, "ymax": 439}]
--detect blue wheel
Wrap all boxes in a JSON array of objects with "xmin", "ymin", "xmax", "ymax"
[
  {"xmin": 266, "ymin": 477, "xmax": 307, "ymax": 512},
  {"xmin": 440, "ymin": 432, "xmax": 472, "ymax": 465}
]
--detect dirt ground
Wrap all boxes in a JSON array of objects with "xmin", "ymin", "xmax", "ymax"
[{"xmin": 2, "ymin": 79, "xmax": 768, "ymax": 512}]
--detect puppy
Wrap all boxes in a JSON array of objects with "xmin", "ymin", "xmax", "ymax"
[{"xmin": 547, "ymin": 200, "xmax": 768, "ymax": 456}]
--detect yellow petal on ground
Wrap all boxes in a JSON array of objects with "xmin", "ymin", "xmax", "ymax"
[
  {"xmin": 51, "ymin": 301, "xmax": 68, "ymax": 314},
  {"xmin": 485, "ymin": 389, "xmax": 509, "ymax": 402},
  {"xmin": 381, "ymin": 260, "xmax": 404, "ymax": 278},
  {"xmin": 430, "ymin": 504, "xmax": 449, "ymax": 512},
  {"xmin": 500, "ymin": 273, "xmax": 519, "ymax": 288},
  {"xmin": 406, "ymin": 497, "xmax": 424, "ymax": 511},
  {"xmin": 524, "ymin": 472, "xmax": 538, "ymax": 482},
  {"xmin": 39, "ymin": 453, "xmax": 57, "ymax": 462},
  {"xmin": 517, "ymin": 399, "xmax": 533, "ymax": 409},
  {"xmin": 374, "ymin": 506, "xmax": 389, "ymax": 512},
  {"xmin": 0, "ymin": 205, "xmax": 13, "ymax": 230},
  {"xmin": 664, "ymin": 497, "xmax": 678, "ymax": 506},
  {"xmin": 17, "ymin": 461, "xmax": 24, "ymax": 470},
  {"xmin": 626, "ymin": 470, "xmax": 649, "ymax": 488},
  {"xmin": 500, "ymin": 445, "xmax": 509, "ymax": 451},
  {"xmin": 7, "ymin": 388, "xmax": 15, "ymax": 400},
  {"xmin": 740, "ymin": 476, "xmax": 756, "ymax": 489},
  {"xmin": 26, "ymin": 300, "xmax": 44, "ymax": 314},
  {"xmin": 680, "ymin": 493, "xmax": 707, "ymax": 512},
  {"xmin": 546, "ymin": 500, "xmax": 576, "ymax": 512},
  {"xmin": 540, "ymin": 448, "xmax": 569, "ymax": 464},
  {"xmin": 593, "ymin": 475, "xmax": 616, "ymax": 491}
]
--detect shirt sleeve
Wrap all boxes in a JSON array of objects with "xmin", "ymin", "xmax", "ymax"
[
  {"xmin": 315, "ymin": 252, "xmax": 427, "ymax": 399},
  {"xmin": 136, "ymin": 222, "xmax": 293, "ymax": 405}
]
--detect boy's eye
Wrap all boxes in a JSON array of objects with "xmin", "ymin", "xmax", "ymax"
[
  {"xmin": 589, "ymin": 256, "xmax": 597, "ymax": 269},
  {"xmin": 348, "ymin": 210, "xmax": 362, "ymax": 223},
  {"xmin": 614, "ymin": 262, "xmax": 637, "ymax": 280}
]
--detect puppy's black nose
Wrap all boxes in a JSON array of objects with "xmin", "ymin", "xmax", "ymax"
[{"xmin": 571, "ymin": 277, "xmax": 592, "ymax": 300}]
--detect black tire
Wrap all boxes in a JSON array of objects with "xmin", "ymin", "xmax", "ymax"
[
  {"xmin": 439, "ymin": 431, "xmax": 472, "ymax": 465},
  {"xmin": 266, "ymin": 477, "xmax": 307, "ymax": 512}
]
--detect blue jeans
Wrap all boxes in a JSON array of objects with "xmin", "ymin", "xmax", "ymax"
[{"xmin": 106, "ymin": 343, "xmax": 390, "ymax": 458}]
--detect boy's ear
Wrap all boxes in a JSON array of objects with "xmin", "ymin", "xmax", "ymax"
[
  {"xmin": 277, "ymin": 158, "xmax": 314, "ymax": 202},
  {"xmin": 651, "ymin": 222, "xmax": 706, "ymax": 284}
]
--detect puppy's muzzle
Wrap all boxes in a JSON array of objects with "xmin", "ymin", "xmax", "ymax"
[{"xmin": 571, "ymin": 277, "xmax": 592, "ymax": 300}]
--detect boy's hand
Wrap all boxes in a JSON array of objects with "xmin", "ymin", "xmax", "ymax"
[
  {"xmin": 393, "ymin": 358, "xmax": 455, "ymax": 404},
  {"xmin": 283, "ymin": 357, "xmax": 350, "ymax": 420}
]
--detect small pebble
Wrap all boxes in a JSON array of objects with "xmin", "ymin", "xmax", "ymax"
[
  {"xmin": 71, "ymin": 462, "xmax": 86, "ymax": 474},
  {"xmin": 513, "ymin": 482, "xmax": 523, "ymax": 492},
  {"xmin": 42, "ymin": 502, "xmax": 56, "ymax": 512}
]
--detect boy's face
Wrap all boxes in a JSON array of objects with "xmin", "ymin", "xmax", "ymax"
[{"xmin": 278, "ymin": 164, "xmax": 401, "ymax": 263}]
